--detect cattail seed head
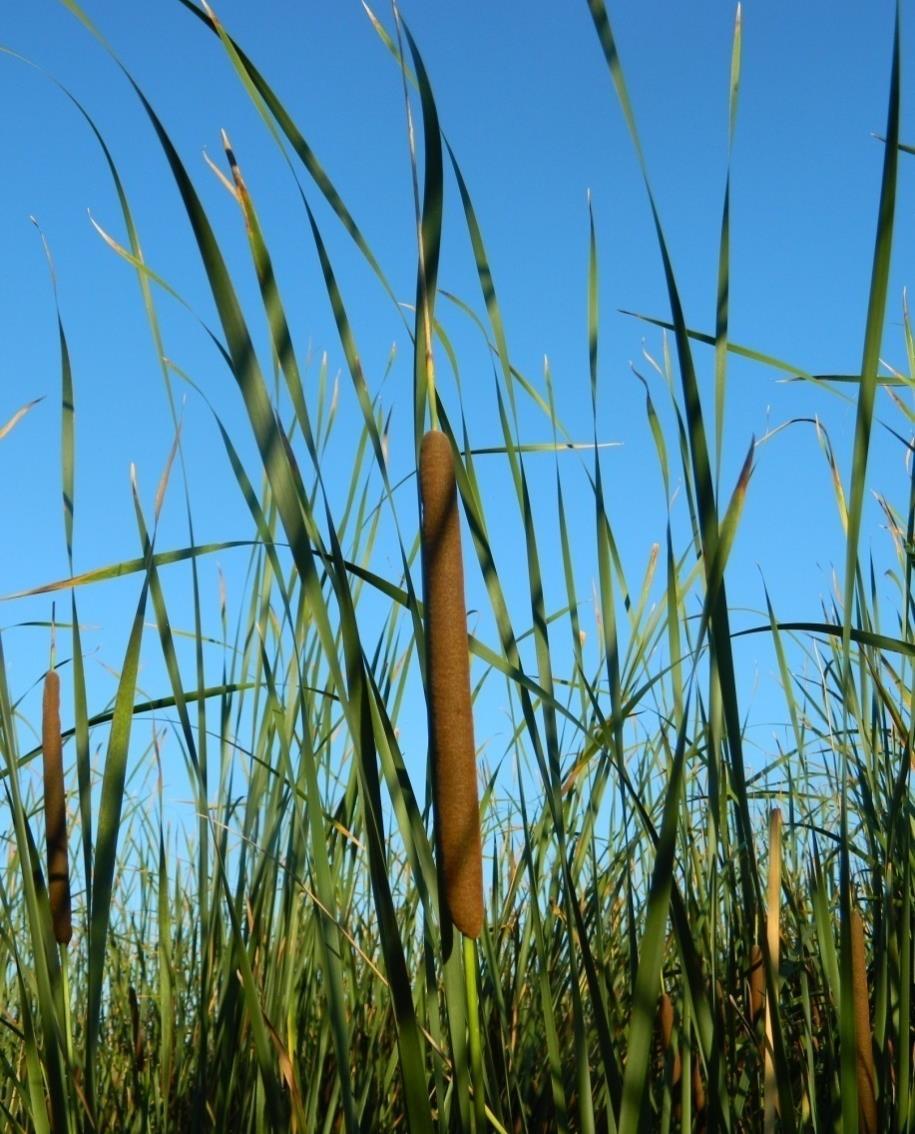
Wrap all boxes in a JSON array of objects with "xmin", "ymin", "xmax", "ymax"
[
  {"xmin": 419, "ymin": 429, "xmax": 483, "ymax": 939},
  {"xmin": 657, "ymin": 992, "xmax": 681, "ymax": 1088},
  {"xmin": 766, "ymin": 809, "xmax": 782, "ymax": 960},
  {"xmin": 658, "ymin": 991, "xmax": 674, "ymax": 1050},
  {"xmin": 764, "ymin": 808, "xmax": 782, "ymax": 1131},
  {"xmin": 748, "ymin": 943, "xmax": 765, "ymax": 1026},
  {"xmin": 691, "ymin": 1049, "xmax": 706, "ymax": 1119},
  {"xmin": 129, "ymin": 985, "xmax": 145, "ymax": 1072},
  {"xmin": 42, "ymin": 669, "xmax": 71, "ymax": 945},
  {"xmin": 851, "ymin": 907, "xmax": 877, "ymax": 1133}
]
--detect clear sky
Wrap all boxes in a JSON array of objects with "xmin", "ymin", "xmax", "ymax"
[{"xmin": 0, "ymin": 2, "xmax": 911, "ymax": 816}]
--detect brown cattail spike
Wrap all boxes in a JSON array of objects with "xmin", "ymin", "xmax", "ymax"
[
  {"xmin": 851, "ymin": 907, "xmax": 877, "ymax": 1133},
  {"xmin": 129, "ymin": 985, "xmax": 145, "ymax": 1072},
  {"xmin": 765, "ymin": 807, "xmax": 782, "ymax": 1132},
  {"xmin": 42, "ymin": 669, "xmax": 71, "ymax": 945},
  {"xmin": 657, "ymin": 993, "xmax": 681, "ymax": 1090},
  {"xmin": 691, "ymin": 1049, "xmax": 706, "ymax": 1122},
  {"xmin": 748, "ymin": 943, "xmax": 765, "ymax": 1027},
  {"xmin": 419, "ymin": 430, "xmax": 483, "ymax": 939}
]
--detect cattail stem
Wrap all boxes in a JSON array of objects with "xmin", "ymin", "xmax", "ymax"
[
  {"xmin": 464, "ymin": 934, "xmax": 486, "ymax": 1129},
  {"xmin": 42, "ymin": 669, "xmax": 71, "ymax": 946},
  {"xmin": 851, "ymin": 907, "xmax": 877, "ymax": 1133},
  {"xmin": 419, "ymin": 429, "xmax": 483, "ymax": 939}
]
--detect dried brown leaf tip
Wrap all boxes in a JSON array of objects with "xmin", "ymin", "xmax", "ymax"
[
  {"xmin": 419, "ymin": 429, "xmax": 483, "ymax": 939},
  {"xmin": 42, "ymin": 669, "xmax": 72, "ymax": 946}
]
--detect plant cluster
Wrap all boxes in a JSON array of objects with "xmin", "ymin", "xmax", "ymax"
[{"xmin": 0, "ymin": 2, "xmax": 911, "ymax": 1131}]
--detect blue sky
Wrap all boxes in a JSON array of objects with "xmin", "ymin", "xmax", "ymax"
[{"xmin": 0, "ymin": 1, "xmax": 911, "ymax": 819}]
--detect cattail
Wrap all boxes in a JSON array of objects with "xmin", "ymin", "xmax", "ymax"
[
  {"xmin": 42, "ymin": 669, "xmax": 71, "ymax": 945},
  {"xmin": 419, "ymin": 429, "xmax": 483, "ymax": 939},
  {"xmin": 748, "ymin": 944, "xmax": 765, "ymax": 1026},
  {"xmin": 765, "ymin": 807, "xmax": 781, "ymax": 1132},
  {"xmin": 129, "ymin": 985, "xmax": 146, "ymax": 1073},
  {"xmin": 657, "ymin": 992, "xmax": 681, "ymax": 1089},
  {"xmin": 851, "ymin": 907, "xmax": 877, "ymax": 1133},
  {"xmin": 692, "ymin": 1050, "xmax": 706, "ymax": 1123}
]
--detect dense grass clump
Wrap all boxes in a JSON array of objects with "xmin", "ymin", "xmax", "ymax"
[{"xmin": 0, "ymin": 2, "xmax": 912, "ymax": 1132}]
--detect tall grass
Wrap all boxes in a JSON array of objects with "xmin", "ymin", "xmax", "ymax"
[{"xmin": 0, "ymin": 1, "xmax": 911, "ymax": 1131}]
